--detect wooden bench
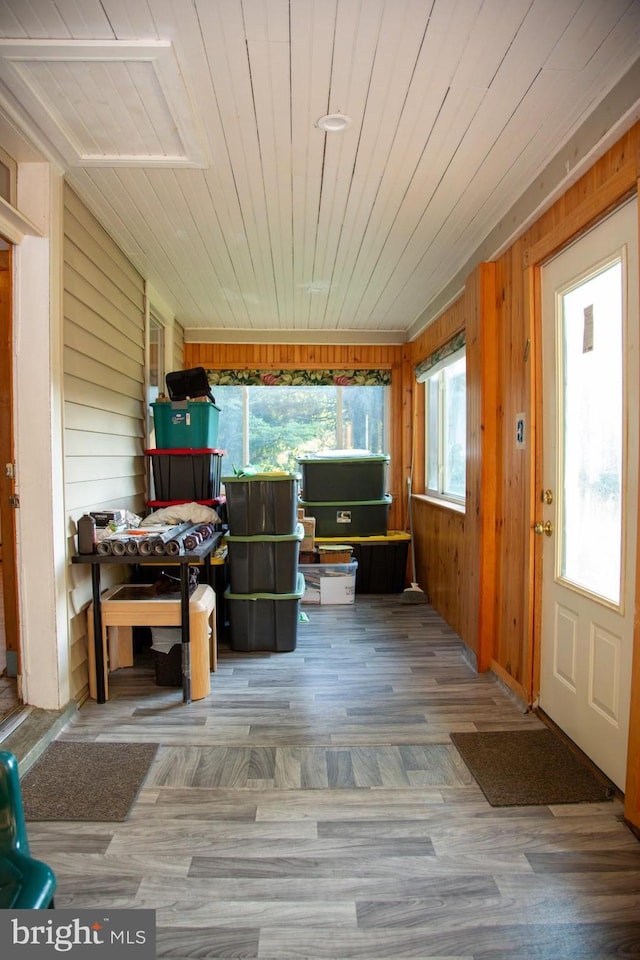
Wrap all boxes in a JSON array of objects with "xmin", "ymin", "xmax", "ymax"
[{"xmin": 87, "ymin": 583, "xmax": 216, "ymax": 701}]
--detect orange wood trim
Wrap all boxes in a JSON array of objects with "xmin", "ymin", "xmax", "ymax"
[
  {"xmin": 530, "ymin": 264, "xmax": 544, "ymax": 702},
  {"xmin": 490, "ymin": 658, "xmax": 528, "ymax": 704},
  {"xmin": 626, "ymin": 603, "xmax": 640, "ymax": 828},
  {"xmin": 0, "ymin": 244, "xmax": 19, "ymax": 661},
  {"xmin": 477, "ymin": 263, "xmax": 497, "ymax": 673},
  {"xmin": 624, "ymin": 180, "xmax": 640, "ymax": 830},
  {"xmin": 518, "ymin": 265, "xmax": 538, "ymax": 702},
  {"xmin": 523, "ymin": 159, "xmax": 636, "ymax": 269},
  {"xmin": 185, "ymin": 343, "xmax": 401, "ymax": 370}
]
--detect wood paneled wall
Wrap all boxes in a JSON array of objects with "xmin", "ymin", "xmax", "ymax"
[
  {"xmin": 184, "ymin": 342, "xmax": 408, "ymax": 532},
  {"xmin": 64, "ymin": 186, "xmax": 146, "ymax": 700},
  {"xmin": 408, "ymin": 265, "xmax": 496, "ymax": 665},
  {"xmin": 493, "ymin": 126, "xmax": 640, "ymax": 702},
  {"xmin": 408, "ymin": 124, "xmax": 640, "ymax": 703}
]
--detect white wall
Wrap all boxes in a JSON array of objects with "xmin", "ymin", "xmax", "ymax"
[
  {"xmin": 10, "ymin": 162, "xmax": 68, "ymax": 709},
  {"xmin": 63, "ymin": 186, "xmax": 146, "ymax": 700}
]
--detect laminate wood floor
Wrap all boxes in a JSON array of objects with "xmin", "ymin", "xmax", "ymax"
[{"xmin": 29, "ymin": 597, "xmax": 640, "ymax": 958}]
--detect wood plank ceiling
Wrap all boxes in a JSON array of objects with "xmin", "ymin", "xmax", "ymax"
[{"xmin": 0, "ymin": 0, "xmax": 639, "ymax": 342}]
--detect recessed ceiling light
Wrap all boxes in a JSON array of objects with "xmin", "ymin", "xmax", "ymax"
[{"xmin": 316, "ymin": 113, "xmax": 352, "ymax": 132}]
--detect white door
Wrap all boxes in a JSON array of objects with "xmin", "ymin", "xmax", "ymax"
[{"xmin": 539, "ymin": 198, "xmax": 639, "ymax": 791}]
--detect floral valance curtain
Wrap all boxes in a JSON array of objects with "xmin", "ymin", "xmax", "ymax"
[
  {"xmin": 414, "ymin": 330, "xmax": 465, "ymax": 382},
  {"xmin": 206, "ymin": 368, "xmax": 391, "ymax": 387}
]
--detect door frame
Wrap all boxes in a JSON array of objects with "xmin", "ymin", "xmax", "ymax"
[
  {"xmin": 0, "ymin": 242, "xmax": 21, "ymax": 683},
  {"xmin": 528, "ymin": 192, "xmax": 640, "ymax": 829}
]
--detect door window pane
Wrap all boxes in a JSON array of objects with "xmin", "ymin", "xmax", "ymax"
[{"xmin": 560, "ymin": 260, "xmax": 622, "ymax": 604}]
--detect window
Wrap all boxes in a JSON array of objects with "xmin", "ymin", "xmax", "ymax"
[
  {"xmin": 0, "ymin": 146, "xmax": 17, "ymax": 205},
  {"xmin": 213, "ymin": 382, "xmax": 389, "ymax": 475},
  {"xmin": 146, "ymin": 315, "xmax": 165, "ymax": 447},
  {"xmin": 422, "ymin": 346, "xmax": 466, "ymax": 503}
]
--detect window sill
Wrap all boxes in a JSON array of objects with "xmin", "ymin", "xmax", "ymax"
[{"xmin": 412, "ymin": 493, "xmax": 466, "ymax": 516}]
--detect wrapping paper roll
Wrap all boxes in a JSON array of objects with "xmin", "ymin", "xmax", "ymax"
[
  {"xmin": 137, "ymin": 538, "xmax": 155, "ymax": 557},
  {"xmin": 94, "ymin": 521, "xmax": 209, "ymax": 558}
]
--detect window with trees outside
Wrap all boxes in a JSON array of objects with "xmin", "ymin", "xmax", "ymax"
[
  {"xmin": 420, "ymin": 345, "xmax": 466, "ymax": 504},
  {"xmin": 146, "ymin": 314, "xmax": 165, "ymax": 449},
  {"xmin": 207, "ymin": 370, "xmax": 390, "ymax": 477}
]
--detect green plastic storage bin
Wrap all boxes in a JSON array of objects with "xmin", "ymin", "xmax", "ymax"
[
  {"xmin": 297, "ymin": 453, "xmax": 389, "ymax": 501},
  {"xmin": 225, "ymin": 524, "xmax": 304, "ymax": 594},
  {"xmin": 298, "ymin": 495, "xmax": 392, "ymax": 537},
  {"xmin": 222, "ymin": 472, "xmax": 301, "ymax": 535},
  {"xmin": 225, "ymin": 573, "xmax": 305, "ymax": 652},
  {"xmin": 152, "ymin": 400, "xmax": 220, "ymax": 449}
]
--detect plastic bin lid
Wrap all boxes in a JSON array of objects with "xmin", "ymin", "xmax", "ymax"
[
  {"xmin": 145, "ymin": 448, "xmax": 225, "ymax": 455},
  {"xmin": 151, "ymin": 398, "xmax": 221, "ymax": 411},
  {"xmin": 314, "ymin": 530, "xmax": 411, "ymax": 542},
  {"xmin": 297, "ymin": 494, "xmax": 392, "ymax": 506},
  {"xmin": 224, "ymin": 523, "xmax": 304, "ymax": 543},
  {"xmin": 297, "ymin": 450, "xmax": 389, "ymax": 463},
  {"xmin": 299, "ymin": 560, "xmax": 358, "ymax": 571},
  {"xmin": 147, "ymin": 498, "xmax": 223, "ymax": 507},
  {"xmin": 222, "ymin": 471, "xmax": 301, "ymax": 482},
  {"xmin": 165, "ymin": 366, "xmax": 215, "ymax": 402},
  {"xmin": 224, "ymin": 571, "xmax": 305, "ymax": 601}
]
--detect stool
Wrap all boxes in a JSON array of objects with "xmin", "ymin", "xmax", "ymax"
[{"xmin": 87, "ymin": 583, "xmax": 216, "ymax": 702}]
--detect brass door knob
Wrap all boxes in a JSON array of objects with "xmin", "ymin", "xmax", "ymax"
[{"xmin": 534, "ymin": 520, "xmax": 553, "ymax": 537}]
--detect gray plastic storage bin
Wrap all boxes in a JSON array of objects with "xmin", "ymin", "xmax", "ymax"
[
  {"xmin": 225, "ymin": 524, "xmax": 304, "ymax": 594},
  {"xmin": 297, "ymin": 452, "xmax": 389, "ymax": 501},
  {"xmin": 298, "ymin": 495, "xmax": 392, "ymax": 537},
  {"xmin": 222, "ymin": 472, "xmax": 300, "ymax": 535},
  {"xmin": 225, "ymin": 573, "xmax": 305, "ymax": 652}
]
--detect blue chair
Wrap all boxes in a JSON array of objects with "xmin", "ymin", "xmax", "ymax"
[{"xmin": 0, "ymin": 750, "xmax": 56, "ymax": 908}]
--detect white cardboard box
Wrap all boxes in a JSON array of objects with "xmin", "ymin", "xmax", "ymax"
[{"xmin": 300, "ymin": 560, "xmax": 357, "ymax": 605}]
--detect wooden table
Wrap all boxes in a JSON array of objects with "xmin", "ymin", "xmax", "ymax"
[
  {"xmin": 72, "ymin": 533, "xmax": 222, "ymax": 704},
  {"xmin": 87, "ymin": 583, "xmax": 216, "ymax": 702}
]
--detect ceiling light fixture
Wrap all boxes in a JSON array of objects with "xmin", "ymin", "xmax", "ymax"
[{"xmin": 316, "ymin": 112, "xmax": 352, "ymax": 132}]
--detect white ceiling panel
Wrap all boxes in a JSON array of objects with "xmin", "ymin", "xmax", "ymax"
[
  {"xmin": 0, "ymin": 0, "xmax": 637, "ymax": 341},
  {"xmin": 0, "ymin": 39, "xmax": 207, "ymax": 166}
]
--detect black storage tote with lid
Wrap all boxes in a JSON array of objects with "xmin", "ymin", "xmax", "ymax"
[
  {"xmin": 296, "ymin": 451, "xmax": 389, "ymax": 501},
  {"xmin": 222, "ymin": 472, "xmax": 300, "ymax": 536}
]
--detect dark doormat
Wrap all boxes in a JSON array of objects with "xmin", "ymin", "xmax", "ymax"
[
  {"xmin": 450, "ymin": 729, "xmax": 615, "ymax": 806},
  {"xmin": 21, "ymin": 741, "xmax": 159, "ymax": 821}
]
